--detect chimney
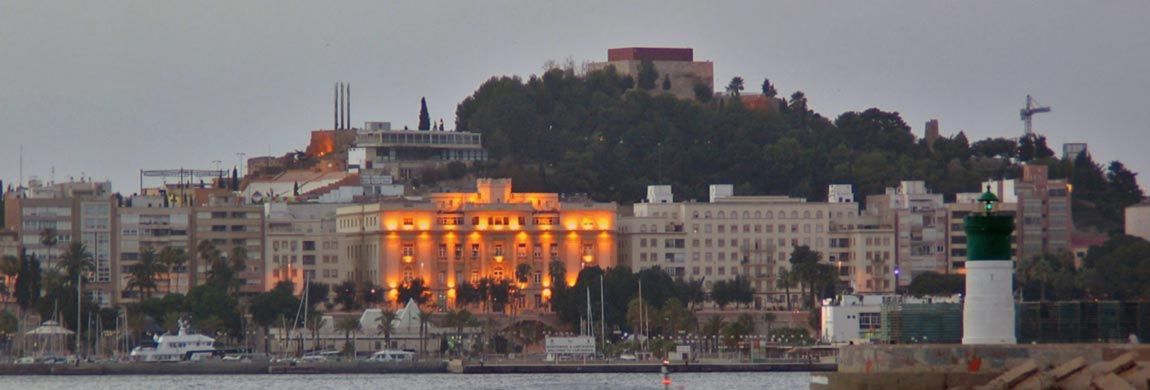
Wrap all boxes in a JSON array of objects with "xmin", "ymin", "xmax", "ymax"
[
  {"xmin": 346, "ymin": 83, "xmax": 351, "ymax": 130},
  {"xmin": 334, "ymin": 83, "xmax": 338, "ymax": 130}
]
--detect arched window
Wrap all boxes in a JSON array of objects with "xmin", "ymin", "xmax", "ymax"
[
  {"xmin": 704, "ymin": 211, "xmax": 712, "ymax": 219},
  {"xmin": 403, "ymin": 266, "xmax": 414, "ymax": 282},
  {"xmin": 778, "ymin": 211, "xmax": 785, "ymax": 220},
  {"xmin": 804, "ymin": 210, "xmax": 811, "ymax": 219},
  {"xmin": 718, "ymin": 211, "xmax": 725, "ymax": 219},
  {"xmin": 743, "ymin": 211, "xmax": 750, "ymax": 219},
  {"xmin": 493, "ymin": 266, "xmax": 504, "ymax": 280},
  {"xmin": 693, "ymin": 211, "xmax": 699, "ymax": 219},
  {"xmin": 790, "ymin": 211, "xmax": 799, "ymax": 219},
  {"xmin": 817, "ymin": 210, "xmax": 824, "ymax": 219}
]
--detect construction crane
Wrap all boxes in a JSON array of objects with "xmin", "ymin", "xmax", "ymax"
[{"xmin": 1020, "ymin": 94, "xmax": 1051, "ymax": 135}]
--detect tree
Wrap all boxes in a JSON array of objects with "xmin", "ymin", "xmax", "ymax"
[
  {"xmin": 306, "ymin": 281, "xmax": 331, "ymax": 309},
  {"xmin": 443, "ymin": 309, "xmax": 479, "ymax": 356},
  {"xmin": 418, "ymin": 310, "xmax": 433, "ymax": 354},
  {"xmin": 58, "ymin": 241, "xmax": 93, "ymax": 285},
  {"xmin": 419, "ymin": 97, "xmax": 431, "ymax": 131},
  {"xmin": 335, "ymin": 316, "xmax": 362, "ymax": 358},
  {"xmin": 726, "ymin": 77, "xmax": 744, "ymax": 96},
  {"xmin": 906, "ymin": 272, "xmax": 965, "ymax": 297},
  {"xmin": 661, "ymin": 74, "xmax": 671, "ymax": 91},
  {"xmin": 693, "ymin": 83, "xmax": 712, "ymax": 102},
  {"xmin": 185, "ymin": 283, "xmax": 241, "ymax": 342},
  {"xmin": 14, "ymin": 251, "xmax": 40, "ymax": 315},
  {"xmin": 711, "ymin": 280, "xmax": 734, "ymax": 310},
  {"xmin": 157, "ymin": 246, "xmax": 187, "ymax": 295},
  {"xmin": 125, "ymin": 248, "xmax": 166, "ymax": 300},
  {"xmin": 334, "ymin": 280, "xmax": 358, "ymax": 310},
  {"xmin": 637, "ymin": 60, "xmax": 658, "ymax": 90},
  {"xmin": 515, "ymin": 263, "xmax": 532, "ymax": 284},
  {"xmin": 377, "ymin": 308, "xmax": 398, "ymax": 349},
  {"xmin": 249, "ymin": 286, "xmax": 301, "ymax": 352},
  {"xmin": 397, "ymin": 278, "xmax": 430, "ymax": 305},
  {"xmin": 788, "ymin": 245, "xmax": 821, "ymax": 308},
  {"xmin": 761, "ymin": 78, "xmax": 777, "ymax": 97},
  {"xmin": 39, "ymin": 228, "xmax": 58, "ymax": 264},
  {"xmin": 763, "ymin": 312, "xmax": 777, "ymax": 335},
  {"xmin": 777, "ymin": 268, "xmax": 796, "ymax": 311}
]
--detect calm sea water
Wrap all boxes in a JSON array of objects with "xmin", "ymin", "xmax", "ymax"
[{"xmin": 2, "ymin": 372, "xmax": 809, "ymax": 390}]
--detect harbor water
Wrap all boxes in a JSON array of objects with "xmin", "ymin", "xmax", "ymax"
[{"xmin": 1, "ymin": 372, "xmax": 809, "ymax": 390}]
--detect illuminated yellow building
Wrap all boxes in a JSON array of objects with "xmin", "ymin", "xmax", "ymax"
[{"xmin": 336, "ymin": 179, "xmax": 617, "ymax": 311}]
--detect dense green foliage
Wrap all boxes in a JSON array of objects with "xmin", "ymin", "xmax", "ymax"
[
  {"xmin": 454, "ymin": 68, "xmax": 1142, "ymax": 235},
  {"xmin": 906, "ymin": 272, "xmax": 965, "ymax": 297}
]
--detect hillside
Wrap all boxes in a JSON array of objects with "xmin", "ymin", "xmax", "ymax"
[{"xmin": 454, "ymin": 66, "xmax": 1142, "ymax": 233}]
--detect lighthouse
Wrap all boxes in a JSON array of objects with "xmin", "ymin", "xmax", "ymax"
[{"xmin": 962, "ymin": 188, "xmax": 1016, "ymax": 344}]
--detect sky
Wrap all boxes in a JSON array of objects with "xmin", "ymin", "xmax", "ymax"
[{"xmin": 2, "ymin": 1, "xmax": 1149, "ymax": 196}]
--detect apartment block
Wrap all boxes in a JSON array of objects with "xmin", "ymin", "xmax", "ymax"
[
  {"xmin": 265, "ymin": 202, "xmax": 349, "ymax": 292},
  {"xmin": 865, "ymin": 181, "xmax": 949, "ymax": 289},
  {"xmin": 3, "ymin": 179, "xmax": 118, "ymax": 306},
  {"xmin": 116, "ymin": 195, "xmax": 193, "ymax": 301},
  {"xmin": 617, "ymin": 185, "xmax": 893, "ymax": 309},
  {"xmin": 191, "ymin": 194, "xmax": 266, "ymax": 295}
]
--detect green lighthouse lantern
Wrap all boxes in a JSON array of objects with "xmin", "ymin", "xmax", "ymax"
[{"xmin": 965, "ymin": 187, "xmax": 1013, "ymax": 261}]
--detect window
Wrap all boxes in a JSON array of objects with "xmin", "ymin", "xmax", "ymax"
[
  {"xmin": 302, "ymin": 255, "xmax": 316, "ymax": 265},
  {"xmin": 859, "ymin": 312, "xmax": 881, "ymax": 330},
  {"xmin": 303, "ymin": 241, "xmax": 316, "ymax": 251}
]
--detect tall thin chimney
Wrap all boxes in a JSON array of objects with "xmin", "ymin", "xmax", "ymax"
[
  {"xmin": 346, "ymin": 84, "xmax": 351, "ymax": 130},
  {"xmin": 339, "ymin": 83, "xmax": 345, "ymax": 129},
  {"xmin": 334, "ymin": 83, "xmax": 338, "ymax": 130}
]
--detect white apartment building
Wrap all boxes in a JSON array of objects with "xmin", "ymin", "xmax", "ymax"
[
  {"xmin": 618, "ymin": 185, "xmax": 896, "ymax": 309},
  {"xmin": 265, "ymin": 202, "xmax": 349, "ymax": 292}
]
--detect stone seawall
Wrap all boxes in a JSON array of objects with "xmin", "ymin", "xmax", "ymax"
[{"xmin": 814, "ymin": 344, "xmax": 1150, "ymax": 390}]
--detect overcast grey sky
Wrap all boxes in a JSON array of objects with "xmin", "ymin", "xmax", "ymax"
[{"xmin": 2, "ymin": 1, "xmax": 1148, "ymax": 195}]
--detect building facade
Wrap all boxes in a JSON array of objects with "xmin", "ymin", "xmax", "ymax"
[
  {"xmin": 4, "ymin": 180, "xmax": 118, "ymax": 306},
  {"xmin": 586, "ymin": 47, "xmax": 715, "ymax": 101},
  {"xmin": 617, "ymin": 185, "xmax": 895, "ymax": 309},
  {"xmin": 337, "ymin": 179, "xmax": 617, "ymax": 311},
  {"xmin": 865, "ymin": 181, "xmax": 949, "ymax": 289},
  {"xmin": 265, "ymin": 202, "xmax": 349, "ymax": 292}
]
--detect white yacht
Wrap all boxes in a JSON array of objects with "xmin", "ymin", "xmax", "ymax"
[{"xmin": 129, "ymin": 320, "xmax": 216, "ymax": 362}]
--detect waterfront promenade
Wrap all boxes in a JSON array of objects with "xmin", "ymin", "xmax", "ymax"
[{"xmin": 0, "ymin": 358, "xmax": 833, "ymax": 376}]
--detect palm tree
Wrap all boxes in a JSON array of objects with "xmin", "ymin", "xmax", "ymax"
[
  {"xmin": 125, "ymin": 248, "xmax": 165, "ymax": 300},
  {"xmin": 157, "ymin": 246, "xmax": 187, "ymax": 295},
  {"xmin": 39, "ymin": 228, "xmax": 59, "ymax": 262},
  {"xmin": 335, "ymin": 317, "xmax": 361, "ymax": 358},
  {"xmin": 777, "ymin": 269, "xmax": 797, "ymax": 311},
  {"xmin": 376, "ymin": 308, "xmax": 397, "ymax": 349},
  {"xmin": 418, "ymin": 310, "xmax": 433, "ymax": 355},
  {"xmin": 701, "ymin": 316, "xmax": 725, "ymax": 354},
  {"xmin": 306, "ymin": 315, "xmax": 327, "ymax": 351},
  {"xmin": 58, "ymin": 242, "xmax": 93, "ymax": 285},
  {"xmin": 763, "ymin": 312, "xmax": 777, "ymax": 336},
  {"xmin": 228, "ymin": 246, "xmax": 248, "ymax": 293},
  {"xmin": 443, "ymin": 309, "xmax": 478, "ymax": 357}
]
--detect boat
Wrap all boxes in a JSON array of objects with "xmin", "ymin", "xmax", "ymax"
[
  {"xmin": 366, "ymin": 349, "xmax": 414, "ymax": 362},
  {"xmin": 129, "ymin": 320, "xmax": 216, "ymax": 362}
]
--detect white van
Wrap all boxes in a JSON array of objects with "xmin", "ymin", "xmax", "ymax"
[{"xmin": 367, "ymin": 350, "xmax": 414, "ymax": 362}]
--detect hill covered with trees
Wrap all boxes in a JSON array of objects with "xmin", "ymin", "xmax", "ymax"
[{"xmin": 455, "ymin": 66, "xmax": 1143, "ymax": 234}]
